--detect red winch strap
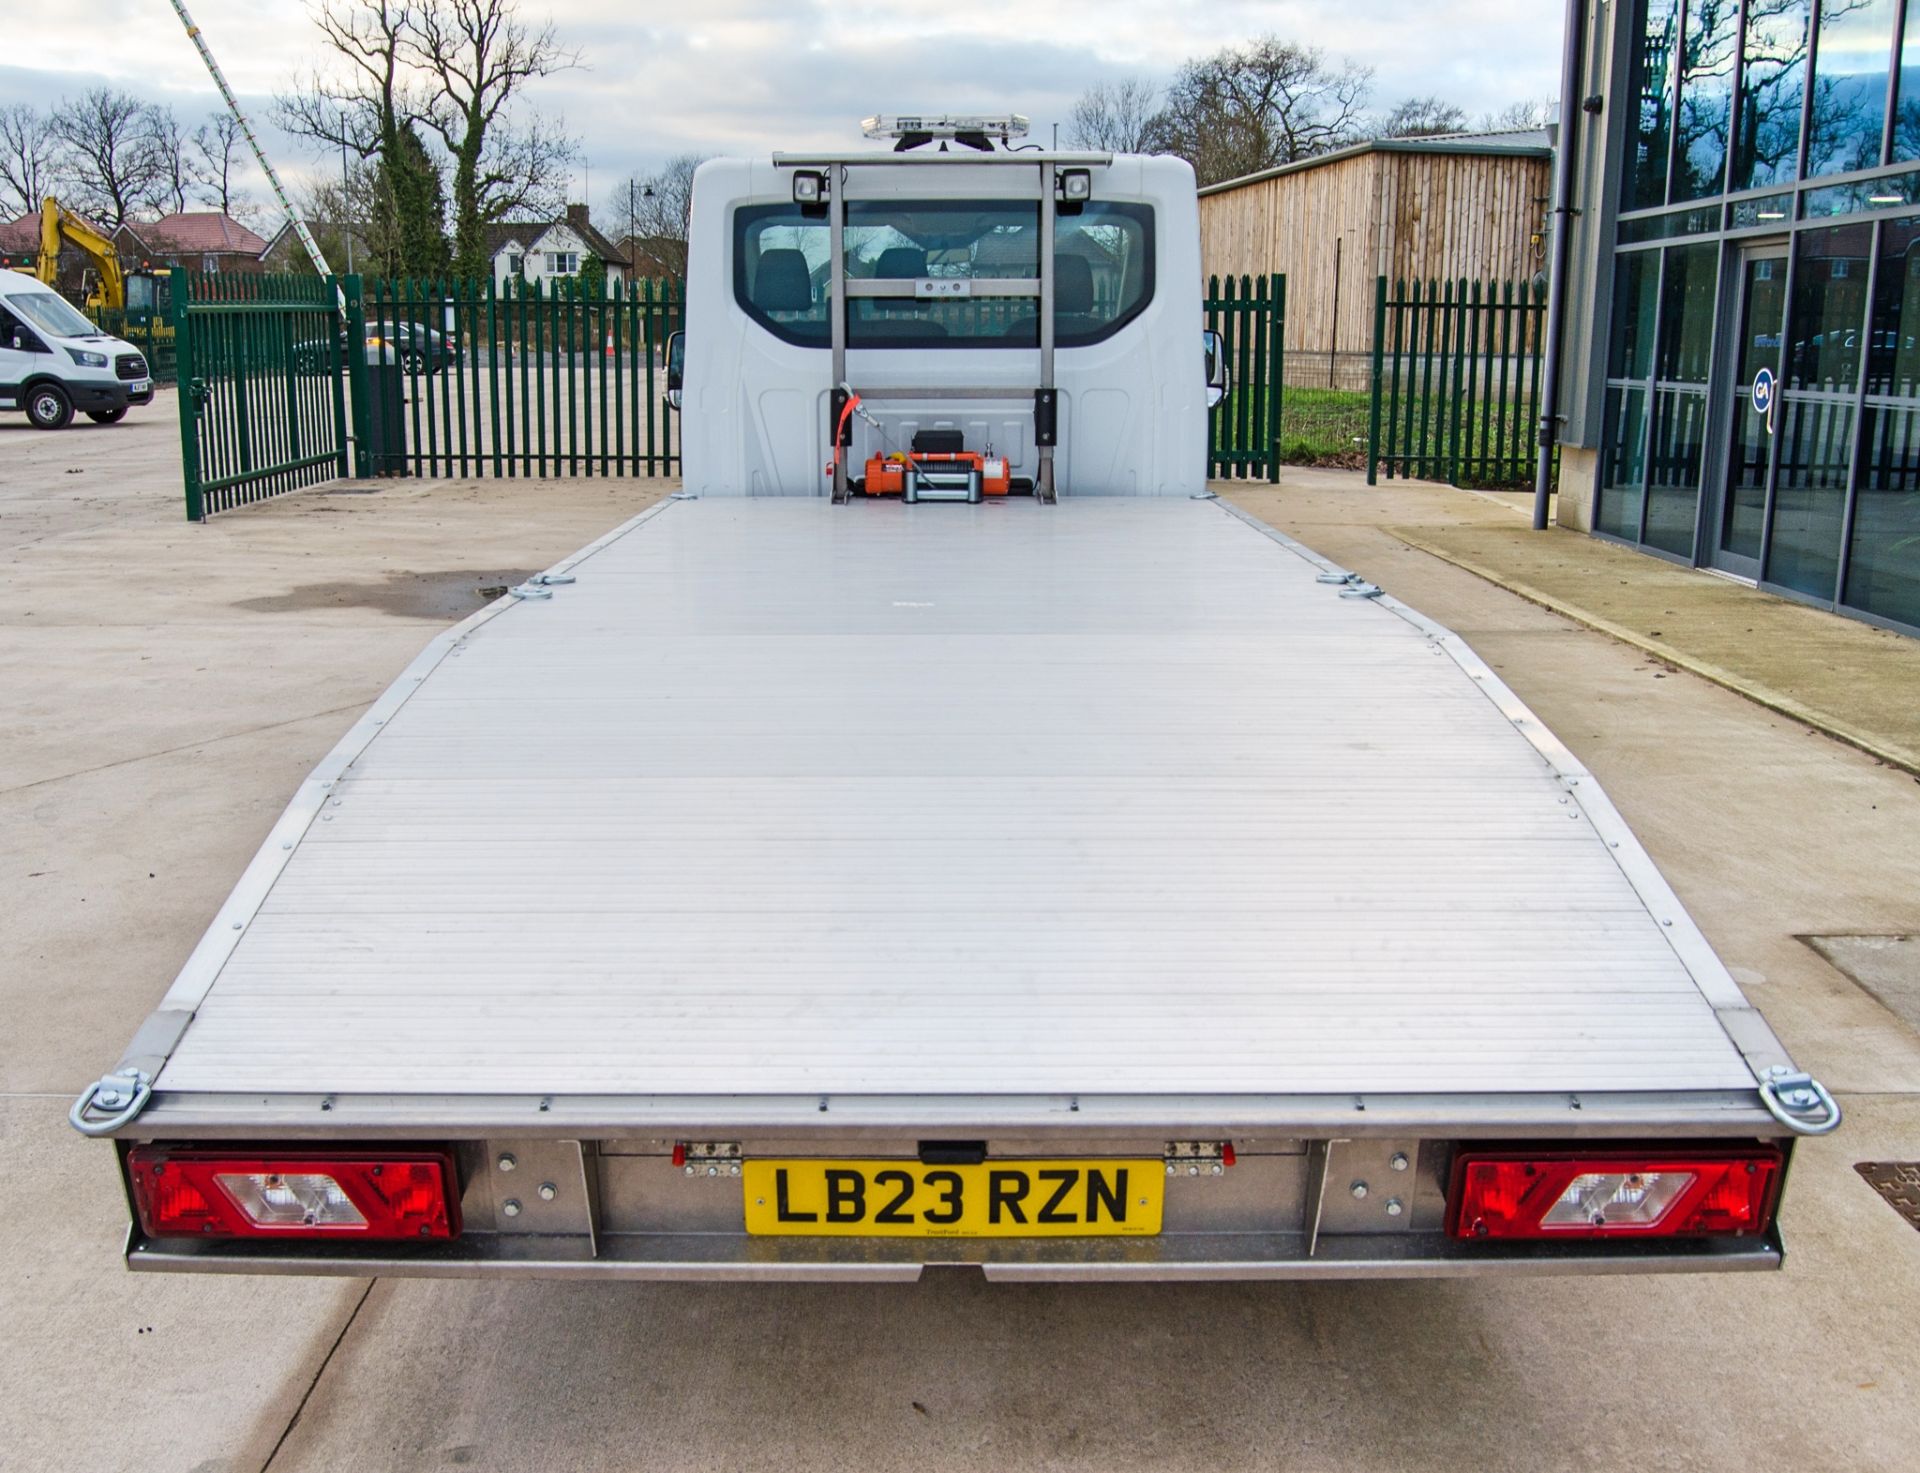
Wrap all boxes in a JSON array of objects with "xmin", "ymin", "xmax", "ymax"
[{"xmin": 825, "ymin": 392, "xmax": 863, "ymax": 479}]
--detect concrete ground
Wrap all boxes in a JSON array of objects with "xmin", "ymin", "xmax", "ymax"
[
  {"xmin": 3, "ymin": 399, "xmax": 1917, "ymax": 1472},
  {"xmin": 1372, "ymin": 496, "xmax": 1920, "ymax": 774}
]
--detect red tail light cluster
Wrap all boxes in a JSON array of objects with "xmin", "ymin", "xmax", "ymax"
[
  {"xmin": 1448, "ymin": 1146, "xmax": 1783, "ymax": 1241},
  {"xmin": 127, "ymin": 1147, "xmax": 459, "ymax": 1240}
]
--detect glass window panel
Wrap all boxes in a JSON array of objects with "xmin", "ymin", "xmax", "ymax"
[
  {"xmin": 1767, "ymin": 397, "xmax": 1856, "ymax": 595},
  {"xmin": 1628, "ymin": 0, "xmax": 1681, "ymax": 208},
  {"xmin": 1646, "ymin": 388, "xmax": 1709, "ymax": 556},
  {"xmin": 1599, "ymin": 386, "xmax": 1649, "ymax": 538},
  {"xmin": 1618, "ymin": 204, "xmax": 1720, "ymax": 242},
  {"xmin": 1866, "ymin": 218, "xmax": 1920, "ymax": 395},
  {"xmin": 1735, "ymin": 1, "xmax": 1813, "ymax": 191},
  {"xmin": 1805, "ymin": 167, "xmax": 1920, "ymax": 216},
  {"xmin": 1657, "ymin": 241, "xmax": 1719, "ymax": 382},
  {"xmin": 1675, "ymin": 0, "xmax": 1740, "ymax": 199},
  {"xmin": 1786, "ymin": 223, "xmax": 1874, "ymax": 389},
  {"xmin": 1845, "ymin": 405, "xmax": 1920, "ymax": 625},
  {"xmin": 1893, "ymin": 1, "xmax": 1920, "ymax": 162},
  {"xmin": 1724, "ymin": 255, "xmax": 1791, "ymax": 562},
  {"xmin": 1729, "ymin": 191, "xmax": 1795, "ymax": 227},
  {"xmin": 1848, "ymin": 219, "xmax": 1920, "ymax": 626},
  {"xmin": 1608, "ymin": 251, "xmax": 1658, "ymax": 379},
  {"xmin": 1806, "ymin": 0, "xmax": 1896, "ymax": 178}
]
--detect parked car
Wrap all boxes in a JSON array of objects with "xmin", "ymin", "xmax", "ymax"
[
  {"xmin": 292, "ymin": 323, "xmax": 454, "ymax": 376},
  {"xmin": 375, "ymin": 321, "xmax": 457, "ymax": 375},
  {"xmin": 293, "ymin": 327, "xmax": 397, "ymax": 375}
]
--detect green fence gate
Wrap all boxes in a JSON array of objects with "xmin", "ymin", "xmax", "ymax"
[
  {"xmin": 1206, "ymin": 273, "xmax": 1285, "ymax": 480},
  {"xmin": 1366, "ymin": 276, "xmax": 1548, "ymax": 488},
  {"xmin": 174, "ymin": 273, "xmax": 351, "ymax": 519},
  {"xmin": 361, "ymin": 276, "xmax": 684, "ymax": 480}
]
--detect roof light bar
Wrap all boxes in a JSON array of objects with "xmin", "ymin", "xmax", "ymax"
[
  {"xmin": 862, "ymin": 113, "xmax": 1029, "ymax": 143},
  {"xmin": 127, "ymin": 1146, "xmax": 460, "ymax": 1240},
  {"xmin": 1448, "ymin": 1146, "xmax": 1783, "ymax": 1241}
]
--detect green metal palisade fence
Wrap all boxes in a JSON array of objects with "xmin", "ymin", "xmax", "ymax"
[
  {"xmin": 174, "ymin": 272, "xmax": 350, "ymax": 520},
  {"xmin": 1366, "ymin": 276, "xmax": 1548, "ymax": 489},
  {"xmin": 177, "ymin": 270, "xmax": 1285, "ymax": 517},
  {"xmin": 1205, "ymin": 273, "xmax": 1284, "ymax": 480},
  {"xmin": 362, "ymin": 275, "xmax": 684, "ymax": 480},
  {"xmin": 85, "ymin": 308, "xmax": 177, "ymax": 384}
]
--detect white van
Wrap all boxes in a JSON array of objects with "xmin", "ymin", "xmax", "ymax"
[{"xmin": 0, "ymin": 267, "xmax": 154, "ymax": 429}]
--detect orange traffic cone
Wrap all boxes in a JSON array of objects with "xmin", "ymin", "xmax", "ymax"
[{"xmin": 604, "ymin": 330, "xmax": 615, "ymax": 358}]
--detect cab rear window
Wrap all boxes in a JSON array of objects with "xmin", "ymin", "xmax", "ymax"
[{"xmin": 734, "ymin": 199, "xmax": 1154, "ymax": 349}]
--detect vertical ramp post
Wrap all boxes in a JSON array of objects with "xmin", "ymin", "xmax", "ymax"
[{"xmin": 1035, "ymin": 159, "xmax": 1058, "ymax": 503}]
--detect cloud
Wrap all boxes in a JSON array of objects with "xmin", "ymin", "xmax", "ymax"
[{"xmin": 8, "ymin": 0, "xmax": 1562, "ymax": 220}]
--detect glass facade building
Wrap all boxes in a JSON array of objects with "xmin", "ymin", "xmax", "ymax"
[{"xmin": 1601, "ymin": 0, "xmax": 1920, "ymax": 634}]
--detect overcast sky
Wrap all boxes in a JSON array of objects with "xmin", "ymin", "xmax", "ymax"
[{"xmin": 7, "ymin": 0, "xmax": 1562, "ymax": 222}]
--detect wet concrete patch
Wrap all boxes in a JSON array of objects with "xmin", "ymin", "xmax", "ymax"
[
  {"xmin": 1805, "ymin": 934, "xmax": 1920, "ymax": 1035},
  {"xmin": 231, "ymin": 569, "xmax": 531, "ymax": 621}
]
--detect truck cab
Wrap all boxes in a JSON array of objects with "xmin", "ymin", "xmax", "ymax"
[
  {"xmin": 679, "ymin": 116, "xmax": 1216, "ymax": 498},
  {"xmin": 0, "ymin": 268, "xmax": 154, "ymax": 429}
]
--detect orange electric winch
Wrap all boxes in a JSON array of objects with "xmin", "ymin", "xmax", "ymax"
[
  {"xmin": 858, "ymin": 428, "xmax": 1011, "ymax": 502},
  {"xmin": 863, "ymin": 451, "xmax": 1011, "ymax": 498}
]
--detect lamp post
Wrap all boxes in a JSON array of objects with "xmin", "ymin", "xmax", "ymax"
[{"xmin": 339, "ymin": 128, "xmax": 354, "ymax": 274}]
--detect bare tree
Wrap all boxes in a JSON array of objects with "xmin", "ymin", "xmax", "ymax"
[
  {"xmin": 290, "ymin": 165, "xmax": 378, "ymax": 272},
  {"xmin": 1146, "ymin": 36, "xmax": 1372, "ymax": 185},
  {"xmin": 1378, "ymin": 96, "xmax": 1467, "ymax": 138},
  {"xmin": 277, "ymin": 1, "xmax": 418, "ymax": 159},
  {"xmin": 0, "ymin": 104, "xmax": 62, "ymax": 217},
  {"xmin": 606, "ymin": 152, "xmax": 705, "ymax": 277},
  {"xmin": 276, "ymin": 1, "xmax": 449, "ymax": 274},
  {"xmin": 1066, "ymin": 78, "xmax": 1161, "ymax": 153},
  {"xmin": 1478, "ymin": 98, "xmax": 1555, "ymax": 131},
  {"xmin": 191, "ymin": 112, "xmax": 251, "ymax": 216},
  {"xmin": 47, "ymin": 88, "xmax": 164, "ymax": 229},
  {"xmin": 145, "ymin": 106, "xmax": 196, "ymax": 216},
  {"xmin": 406, "ymin": 0, "xmax": 580, "ymax": 278}
]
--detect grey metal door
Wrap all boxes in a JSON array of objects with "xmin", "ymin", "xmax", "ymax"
[{"xmin": 1709, "ymin": 247, "xmax": 1789, "ymax": 577}]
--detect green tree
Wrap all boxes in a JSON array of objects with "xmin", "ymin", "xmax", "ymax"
[
  {"xmin": 410, "ymin": 0, "xmax": 578, "ymax": 279},
  {"xmin": 371, "ymin": 123, "xmax": 450, "ymax": 275},
  {"xmin": 576, "ymin": 253, "xmax": 605, "ymax": 298},
  {"xmin": 275, "ymin": 0, "xmax": 451, "ymax": 276}
]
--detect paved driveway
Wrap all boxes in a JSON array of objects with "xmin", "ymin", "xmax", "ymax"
[{"xmin": 3, "ymin": 407, "xmax": 1914, "ymax": 1470}]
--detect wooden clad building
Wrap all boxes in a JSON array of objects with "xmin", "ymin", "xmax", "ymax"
[{"xmin": 1199, "ymin": 131, "xmax": 1552, "ymax": 387}]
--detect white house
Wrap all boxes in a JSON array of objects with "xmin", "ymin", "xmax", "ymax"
[{"xmin": 486, "ymin": 205, "xmax": 627, "ymax": 292}]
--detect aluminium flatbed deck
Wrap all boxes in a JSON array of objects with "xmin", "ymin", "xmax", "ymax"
[{"xmin": 112, "ymin": 495, "xmax": 1793, "ymax": 1130}]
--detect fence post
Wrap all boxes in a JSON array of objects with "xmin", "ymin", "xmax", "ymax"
[
  {"xmin": 1447, "ymin": 278, "xmax": 1467, "ymax": 487},
  {"xmin": 342, "ymin": 275, "xmax": 371, "ymax": 478},
  {"xmin": 1366, "ymin": 276, "xmax": 1386, "ymax": 486},
  {"xmin": 1204, "ymin": 274, "xmax": 1218, "ymax": 479},
  {"xmin": 174, "ymin": 273, "xmax": 202, "ymax": 520},
  {"xmin": 1267, "ymin": 273, "xmax": 1285, "ymax": 483}
]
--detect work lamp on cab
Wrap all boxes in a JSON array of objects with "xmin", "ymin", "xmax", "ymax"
[{"xmin": 791, "ymin": 170, "xmax": 828, "ymax": 205}]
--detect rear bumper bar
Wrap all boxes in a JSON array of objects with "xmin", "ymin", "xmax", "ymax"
[{"xmin": 128, "ymin": 1227, "xmax": 1783, "ymax": 1282}]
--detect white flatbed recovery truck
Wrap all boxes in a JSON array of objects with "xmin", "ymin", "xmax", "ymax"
[{"xmin": 77, "ymin": 117, "xmax": 1838, "ymax": 1280}]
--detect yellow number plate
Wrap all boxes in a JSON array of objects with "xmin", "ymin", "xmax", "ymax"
[{"xmin": 742, "ymin": 1159, "xmax": 1163, "ymax": 1237}]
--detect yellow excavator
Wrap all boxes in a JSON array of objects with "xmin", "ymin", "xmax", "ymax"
[{"xmin": 34, "ymin": 197, "xmax": 173, "ymax": 343}]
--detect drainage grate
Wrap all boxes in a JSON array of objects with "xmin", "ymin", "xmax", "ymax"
[{"xmin": 1854, "ymin": 1162, "xmax": 1920, "ymax": 1233}]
